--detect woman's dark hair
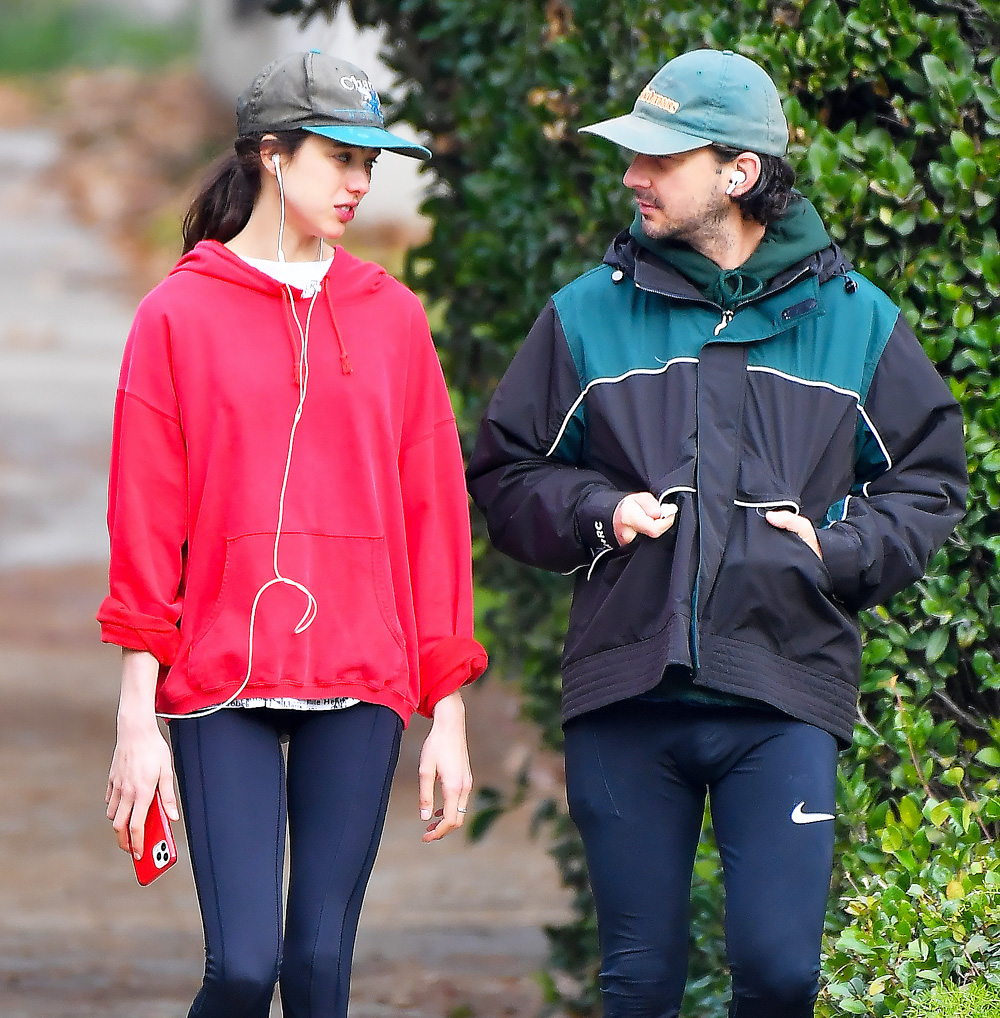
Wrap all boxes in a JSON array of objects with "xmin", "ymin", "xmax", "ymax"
[
  {"xmin": 712, "ymin": 144, "xmax": 797, "ymax": 227},
  {"xmin": 181, "ymin": 130, "xmax": 308, "ymax": 253}
]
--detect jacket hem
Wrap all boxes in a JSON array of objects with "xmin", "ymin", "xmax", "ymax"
[
  {"xmin": 696, "ymin": 633, "xmax": 858, "ymax": 746},
  {"xmin": 560, "ymin": 613, "xmax": 692, "ymax": 723}
]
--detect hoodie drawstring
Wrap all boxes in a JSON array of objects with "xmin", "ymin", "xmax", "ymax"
[
  {"xmin": 280, "ymin": 281, "xmax": 353, "ymax": 379},
  {"xmin": 281, "ymin": 289, "xmax": 303, "ymax": 383},
  {"xmin": 324, "ymin": 284, "xmax": 353, "ymax": 374}
]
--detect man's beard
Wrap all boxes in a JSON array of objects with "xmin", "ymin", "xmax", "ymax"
[{"xmin": 634, "ymin": 193, "xmax": 729, "ymax": 248}]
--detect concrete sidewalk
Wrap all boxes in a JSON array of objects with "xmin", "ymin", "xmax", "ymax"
[{"xmin": 0, "ymin": 110, "xmax": 568, "ymax": 1017}]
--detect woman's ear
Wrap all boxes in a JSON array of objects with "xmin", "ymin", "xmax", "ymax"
[{"xmin": 259, "ymin": 134, "xmax": 281, "ymax": 177}]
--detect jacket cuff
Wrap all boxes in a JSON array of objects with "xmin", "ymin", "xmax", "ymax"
[
  {"xmin": 97, "ymin": 599, "xmax": 181, "ymax": 666},
  {"xmin": 417, "ymin": 636, "xmax": 489, "ymax": 717},
  {"xmin": 576, "ymin": 488, "xmax": 625, "ymax": 552},
  {"xmin": 816, "ymin": 524, "xmax": 863, "ymax": 606}
]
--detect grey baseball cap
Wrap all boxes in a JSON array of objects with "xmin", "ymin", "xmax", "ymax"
[
  {"xmin": 237, "ymin": 50, "xmax": 431, "ymax": 160},
  {"xmin": 580, "ymin": 49, "xmax": 788, "ymax": 157}
]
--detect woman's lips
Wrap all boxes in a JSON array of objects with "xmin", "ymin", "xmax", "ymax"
[{"xmin": 335, "ymin": 204, "xmax": 356, "ymax": 222}]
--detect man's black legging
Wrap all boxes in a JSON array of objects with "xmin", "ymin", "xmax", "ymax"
[
  {"xmin": 170, "ymin": 702, "xmax": 402, "ymax": 1018},
  {"xmin": 564, "ymin": 699, "xmax": 838, "ymax": 1018}
]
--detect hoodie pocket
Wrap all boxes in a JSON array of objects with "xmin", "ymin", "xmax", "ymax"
[{"xmin": 186, "ymin": 531, "xmax": 407, "ymax": 694}]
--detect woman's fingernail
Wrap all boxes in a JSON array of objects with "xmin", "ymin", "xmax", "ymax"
[{"xmin": 420, "ymin": 809, "xmax": 431, "ymax": 820}]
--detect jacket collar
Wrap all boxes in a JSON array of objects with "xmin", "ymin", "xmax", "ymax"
[{"xmin": 604, "ymin": 227, "xmax": 854, "ymax": 308}]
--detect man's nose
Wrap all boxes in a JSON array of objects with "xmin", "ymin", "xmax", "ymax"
[{"xmin": 623, "ymin": 154, "xmax": 650, "ymax": 189}]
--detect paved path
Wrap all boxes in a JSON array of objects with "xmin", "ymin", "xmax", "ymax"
[
  {"xmin": 0, "ymin": 126, "xmax": 129, "ymax": 569},
  {"xmin": 0, "ymin": 117, "xmax": 568, "ymax": 1017}
]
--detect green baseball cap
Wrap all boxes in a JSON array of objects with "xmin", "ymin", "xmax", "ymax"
[
  {"xmin": 580, "ymin": 49, "xmax": 788, "ymax": 157},
  {"xmin": 237, "ymin": 50, "xmax": 431, "ymax": 160}
]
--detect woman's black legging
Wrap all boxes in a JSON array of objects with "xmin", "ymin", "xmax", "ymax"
[
  {"xmin": 170, "ymin": 702, "xmax": 402, "ymax": 1018},
  {"xmin": 564, "ymin": 699, "xmax": 838, "ymax": 1018}
]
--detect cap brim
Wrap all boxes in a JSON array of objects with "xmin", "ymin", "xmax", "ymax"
[
  {"xmin": 579, "ymin": 113, "xmax": 711, "ymax": 156},
  {"xmin": 304, "ymin": 125, "xmax": 431, "ymax": 160}
]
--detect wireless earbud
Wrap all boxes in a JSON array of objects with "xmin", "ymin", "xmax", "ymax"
[{"xmin": 726, "ymin": 170, "xmax": 747, "ymax": 195}]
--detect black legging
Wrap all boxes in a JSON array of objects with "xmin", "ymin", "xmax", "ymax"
[
  {"xmin": 564, "ymin": 699, "xmax": 838, "ymax": 1018},
  {"xmin": 170, "ymin": 702, "xmax": 402, "ymax": 1018}
]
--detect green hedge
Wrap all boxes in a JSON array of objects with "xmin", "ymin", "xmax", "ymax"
[
  {"xmin": 0, "ymin": 0, "xmax": 196, "ymax": 74},
  {"xmin": 277, "ymin": 2, "xmax": 1000, "ymax": 1014}
]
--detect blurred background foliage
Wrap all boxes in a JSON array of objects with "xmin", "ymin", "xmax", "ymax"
[
  {"xmin": 275, "ymin": 0, "xmax": 1000, "ymax": 1014},
  {"xmin": 0, "ymin": 0, "xmax": 196, "ymax": 75}
]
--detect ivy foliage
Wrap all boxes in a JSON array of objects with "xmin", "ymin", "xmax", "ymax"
[{"xmin": 272, "ymin": 1, "xmax": 1000, "ymax": 1015}]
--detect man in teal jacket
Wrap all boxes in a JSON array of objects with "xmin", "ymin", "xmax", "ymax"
[{"xmin": 467, "ymin": 49, "xmax": 966, "ymax": 1017}]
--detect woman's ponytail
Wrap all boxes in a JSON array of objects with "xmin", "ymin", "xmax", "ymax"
[{"xmin": 181, "ymin": 131, "xmax": 306, "ymax": 253}]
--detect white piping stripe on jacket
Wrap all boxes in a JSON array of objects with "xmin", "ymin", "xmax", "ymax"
[
  {"xmin": 562, "ymin": 545, "xmax": 613, "ymax": 579},
  {"xmin": 733, "ymin": 498, "xmax": 800, "ymax": 515},
  {"xmin": 746, "ymin": 364, "xmax": 860, "ymax": 401},
  {"xmin": 546, "ymin": 357, "xmax": 699, "ymax": 458},
  {"xmin": 857, "ymin": 404, "xmax": 894, "ymax": 471},
  {"xmin": 659, "ymin": 484, "xmax": 696, "ymax": 502},
  {"xmin": 747, "ymin": 365, "xmax": 894, "ymax": 473}
]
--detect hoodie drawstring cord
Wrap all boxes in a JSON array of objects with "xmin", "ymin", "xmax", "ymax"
[
  {"xmin": 324, "ymin": 283, "xmax": 353, "ymax": 374},
  {"xmin": 281, "ymin": 289, "xmax": 303, "ymax": 383}
]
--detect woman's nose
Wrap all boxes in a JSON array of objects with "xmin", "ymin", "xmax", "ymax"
[{"xmin": 348, "ymin": 170, "xmax": 371, "ymax": 196}]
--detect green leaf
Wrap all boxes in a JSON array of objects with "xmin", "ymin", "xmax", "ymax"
[
  {"xmin": 899, "ymin": 795, "xmax": 922, "ymax": 832},
  {"xmin": 924, "ymin": 627, "xmax": 950, "ymax": 664},
  {"xmin": 922, "ymin": 53, "xmax": 952, "ymax": 92},
  {"xmin": 838, "ymin": 929, "xmax": 876, "ymax": 955}
]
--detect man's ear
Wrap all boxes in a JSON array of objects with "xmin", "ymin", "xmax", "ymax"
[{"xmin": 728, "ymin": 151, "xmax": 762, "ymax": 196}]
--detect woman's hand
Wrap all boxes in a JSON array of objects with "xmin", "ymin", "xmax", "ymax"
[
  {"xmin": 105, "ymin": 649, "xmax": 179, "ymax": 858},
  {"xmin": 417, "ymin": 690, "xmax": 472, "ymax": 843},
  {"xmin": 765, "ymin": 510, "xmax": 823, "ymax": 560}
]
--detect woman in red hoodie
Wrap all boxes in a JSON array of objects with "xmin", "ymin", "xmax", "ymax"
[{"xmin": 99, "ymin": 51, "xmax": 487, "ymax": 1018}]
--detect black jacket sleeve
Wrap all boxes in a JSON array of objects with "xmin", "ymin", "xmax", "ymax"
[
  {"xmin": 816, "ymin": 314, "xmax": 968, "ymax": 610},
  {"xmin": 466, "ymin": 301, "xmax": 626, "ymax": 573}
]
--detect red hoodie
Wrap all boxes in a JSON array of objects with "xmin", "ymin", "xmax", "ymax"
[{"xmin": 98, "ymin": 240, "xmax": 487, "ymax": 721}]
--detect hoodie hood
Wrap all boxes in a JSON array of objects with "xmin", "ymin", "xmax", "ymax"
[
  {"xmin": 620, "ymin": 195, "xmax": 843, "ymax": 309},
  {"xmin": 171, "ymin": 239, "xmax": 390, "ymax": 303}
]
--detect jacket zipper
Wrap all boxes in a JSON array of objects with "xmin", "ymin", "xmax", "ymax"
[
  {"xmin": 714, "ymin": 309, "xmax": 734, "ymax": 335},
  {"xmin": 629, "ymin": 262, "xmax": 812, "ymax": 672}
]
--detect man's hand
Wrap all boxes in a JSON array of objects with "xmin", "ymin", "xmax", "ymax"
[
  {"xmin": 613, "ymin": 492, "xmax": 677, "ymax": 546},
  {"xmin": 765, "ymin": 510, "xmax": 823, "ymax": 560}
]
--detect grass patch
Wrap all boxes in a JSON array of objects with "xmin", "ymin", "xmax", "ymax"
[{"xmin": 0, "ymin": 0, "xmax": 197, "ymax": 75}]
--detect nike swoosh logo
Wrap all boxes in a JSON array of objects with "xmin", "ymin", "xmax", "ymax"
[{"xmin": 791, "ymin": 801, "xmax": 835, "ymax": 825}]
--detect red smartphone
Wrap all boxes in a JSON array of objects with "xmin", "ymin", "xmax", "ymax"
[{"xmin": 129, "ymin": 790, "xmax": 178, "ymax": 886}]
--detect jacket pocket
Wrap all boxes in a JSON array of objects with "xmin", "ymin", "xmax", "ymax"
[
  {"xmin": 185, "ymin": 531, "xmax": 407, "ymax": 694},
  {"xmin": 704, "ymin": 506, "xmax": 853, "ymax": 674},
  {"xmin": 564, "ymin": 498, "xmax": 690, "ymax": 666}
]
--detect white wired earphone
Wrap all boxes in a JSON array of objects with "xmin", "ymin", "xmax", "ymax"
[{"xmin": 157, "ymin": 152, "xmax": 323, "ymax": 720}]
